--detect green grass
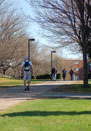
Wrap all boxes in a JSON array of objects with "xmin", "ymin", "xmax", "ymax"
[
  {"xmin": 0, "ymin": 77, "xmax": 91, "ymax": 92},
  {"xmin": 52, "ymin": 83, "xmax": 91, "ymax": 93},
  {"xmin": 0, "ymin": 99, "xmax": 91, "ymax": 131},
  {"xmin": 0, "ymin": 77, "xmax": 50, "ymax": 89}
]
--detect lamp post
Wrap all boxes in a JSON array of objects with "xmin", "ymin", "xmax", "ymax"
[
  {"xmin": 28, "ymin": 38, "xmax": 35, "ymax": 60},
  {"xmin": 51, "ymin": 51, "xmax": 56, "ymax": 79}
]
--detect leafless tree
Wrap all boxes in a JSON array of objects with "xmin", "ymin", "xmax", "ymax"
[
  {"xmin": 0, "ymin": 9, "xmax": 27, "ymax": 75},
  {"xmin": 0, "ymin": 0, "xmax": 28, "ymax": 75},
  {"xmin": 0, "ymin": 1, "xmax": 45, "ymax": 78},
  {"xmin": 27, "ymin": 0, "xmax": 91, "ymax": 87}
]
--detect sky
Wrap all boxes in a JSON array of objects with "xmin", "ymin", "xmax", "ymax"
[{"xmin": 9, "ymin": 0, "xmax": 83, "ymax": 59}]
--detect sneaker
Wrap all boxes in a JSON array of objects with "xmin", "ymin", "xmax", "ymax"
[{"xmin": 27, "ymin": 86, "xmax": 30, "ymax": 91}]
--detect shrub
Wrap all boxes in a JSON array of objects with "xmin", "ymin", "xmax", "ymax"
[
  {"xmin": 56, "ymin": 73, "xmax": 61, "ymax": 79},
  {"xmin": 36, "ymin": 74, "xmax": 51, "ymax": 79},
  {"xmin": 36, "ymin": 73, "xmax": 61, "ymax": 79}
]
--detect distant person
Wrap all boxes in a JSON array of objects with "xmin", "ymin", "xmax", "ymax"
[
  {"xmin": 62, "ymin": 68, "xmax": 67, "ymax": 80},
  {"xmin": 69, "ymin": 69, "xmax": 74, "ymax": 80},
  {"xmin": 51, "ymin": 68, "xmax": 57, "ymax": 81},
  {"xmin": 21, "ymin": 56, "xmax": 33, "ymax": 91},
  {"xmin": 54, "ymin": 68, "xmax": 57, "ymax": 81}
]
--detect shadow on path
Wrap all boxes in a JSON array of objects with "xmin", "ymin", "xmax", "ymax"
[
  {"xmin": 0, "ymin": 84, "xmax": 60, "ymax": 99},
  {"xmin": 0, "ymin": 83, "xmax": 91, "ymax": 100}
]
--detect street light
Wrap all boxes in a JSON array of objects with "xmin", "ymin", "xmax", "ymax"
[
  {"xmin": 28, "ymin": 38, "xmax": 35, "ymax": 60},
  {"xmin": 51, "ymin": 50, "xmax": 56, "ymax": 79}
]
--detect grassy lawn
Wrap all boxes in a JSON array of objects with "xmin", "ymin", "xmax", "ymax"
[
  {"xmin": 0, "ymin": 77, "xmax": 91, "ymax": 93},
  {"xmin": 51, "ymin": 80, "xmax": 91, "ymax": 93},
  {"xmin": 0, "ymin": 99, "xmax": 91, "ymax": 131},
  {"xmin": 0, "ymin": 77, "xmax": 50, "ymax": 89},
  {"xmin": 52, "ymin": 83, "xmax": 91, "ymax": 93}
]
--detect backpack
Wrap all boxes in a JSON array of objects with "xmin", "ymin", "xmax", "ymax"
[
  {"xmin": 24, "ymin": 61, "xmax": 30, "ymax": 68},
  {"xmin": 52, "ymin": 68, "xmax": 55, "ymax": 74}
]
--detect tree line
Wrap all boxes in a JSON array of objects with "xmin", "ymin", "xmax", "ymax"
[{"xmin": 0, "ymin": 0, "xmax": 64, "ymax": 78}]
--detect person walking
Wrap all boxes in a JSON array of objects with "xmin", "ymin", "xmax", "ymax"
[
  {"xmin": 69, "ymin": 69, "xmax": 74, "ymax": 80},
  {"xmin": 21, "ymin": 56, "xmax": 33, "ymax": 91},
  {"xmin": 51, "ymin": 68, "xmax": 57, "ymax": 81},
  {"xmin": 54, "ymin": 68, "xmax": 57, "ymax": 81},
  {"xmin": 62, "ymin": 68, "xmax": 67, "ymax": 80},
  {"xmin": 51, "ymin": 68, "xmax": 55, "ymax": 81}
]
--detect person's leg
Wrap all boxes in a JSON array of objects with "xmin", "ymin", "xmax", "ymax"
[
  {"xmin": 62, "ymin": 74, "xmax": 64, "ymax": 80},
  {"xmin": 70, "ymin": 75, "xmax": 72, "ymax": 80},
  {"xmin": 63, "ymin": 74, "xmax": 65, "ymax": 80},
  {"xmin": 52, "ymin": 74, "xmax": 54, "ymax": 80},
  {"xmin": 53, "ymin": 74, "xmax": 55, "ymax": 80},
  {"xmin": 72, "ymin": 74, "xmax": 73, "ymax": 80},
  {"xmin": 54, "ymin": 74, "xmax": 57, "ymax": 81},
  {"xmin": 71, "ymin": 74, "xmax": 73, "ymax": 80},
  {"xmin": 27, "ymin": 81, "xmax": 30, "ymax": 90},
  {"xmin": 23, "ymin": 71, "xmax": 27, "ymax": 91},
  {"xmin": 53, "ymin": 74, "xmax": 56, "ymax": 81}
]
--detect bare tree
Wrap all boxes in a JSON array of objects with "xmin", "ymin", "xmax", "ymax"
[
  {"xmin": 0, "ymin": 9, "xmax": 27, "ymax": 75},
  {"xmin": 0, "ymin": 0, "xmax": 28, "ymax": 75},
  {"xmin": 0, "ymin": 0, "xmax": 43, "ymax": 78},
  {"xmin": 27, "ymin": 0, "xmax": 91, "ymax": 87}
]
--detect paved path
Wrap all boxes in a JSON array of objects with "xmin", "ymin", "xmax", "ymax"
[{"xmin": 0, "ymin": 81, "xmax": 91, "ymax": 111}]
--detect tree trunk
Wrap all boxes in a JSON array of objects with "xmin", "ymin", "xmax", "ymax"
[
  {"xmin": 83, "ymin": 45, "xmax": 88, "ymax": 88},
  {"xmin": 3, "ymin": 69, "xmax": 6, "ymax": 76}
]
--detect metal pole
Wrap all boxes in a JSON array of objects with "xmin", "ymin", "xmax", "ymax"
[
  {"xmin": 51, "ymin": 52, "xmax": 52, "ymax": 80},
  {"xmin": 28, "ymin": 39, "xmax": 35, "ymax": 61},
  {"xmin": 51, "ymin": 51, "xmax": 56, "ymax": 80},
  {"xmin": 28, "ymin": 39, "xmax": 30, "ymax": 60}
]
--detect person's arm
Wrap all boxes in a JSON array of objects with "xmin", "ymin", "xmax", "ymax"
[
  {"xmin": 29, "ymin": 61, "xmax": 33, "ymax": 75},
  {"xmin": 31, "ymin": 66, "xmax": 33, "ymax": 76}
]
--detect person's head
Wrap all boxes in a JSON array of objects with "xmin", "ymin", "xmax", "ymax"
[{"xmin": 24, "ymin": 56, "xmax": 28, "ymax": 61}]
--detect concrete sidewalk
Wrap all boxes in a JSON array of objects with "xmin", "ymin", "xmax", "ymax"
[{"xmin": 0, "ymin": 81, "xmax": 91, "ymax": 111}]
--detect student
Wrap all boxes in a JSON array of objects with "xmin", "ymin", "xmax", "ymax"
[
  {"xmin": 21, "ymin": 56, "xmax": 33, "ymax": 91},
  {"xmin": 62, "ymin": 68, "xmax": 67, "ymax": 80},
  {"xmin": 69, "ymin": 69, "xmax": 74, "ymax": 80},
  {"xmin": 54, "ymin": 68, "xmax": 57, "ymax": 81},
  {"xmin": 52, "ymin": 68, "xmax": 57, "ymax": 81},
  {"xmin": 51, "ymin": 68, "xmax": 55, "ymax": 81}
]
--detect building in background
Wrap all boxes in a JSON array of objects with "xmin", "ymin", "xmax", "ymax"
[{"xmin": 61, "ymin": 59, "xmax": 91, "ymax": 80}]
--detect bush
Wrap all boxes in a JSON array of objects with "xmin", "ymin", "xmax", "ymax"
[
  {"xmin": 36, "ymin": 73, "xmax": 61, "ymax": 79},
  {"xmin": 36, "ymin": 74, "xmax": 51, "ymax": 79},
  {"xmin": 56, "ymin": 73, "xmax": 61, "ymax": 79}
]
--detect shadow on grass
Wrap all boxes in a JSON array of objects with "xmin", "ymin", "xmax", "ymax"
[
  {"xmin": 1, "ymin": 110, "xmax": 91, "ymax": 117},
  {"xmin": 51, "ymin": 83, "xmax": 91, "ymax": 93}
]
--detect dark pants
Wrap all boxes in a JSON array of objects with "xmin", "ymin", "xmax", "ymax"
[
  {"xmin": 70, "ymin": 74, "xmax": 73, "ymax": 80},
  {"xmin": 63, "ymin": 74, "xmax": 66, "ymax": 80}
]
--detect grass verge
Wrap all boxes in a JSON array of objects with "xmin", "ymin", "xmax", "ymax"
[
  {"xmin": 51, "ymin": 84, "xmax": 91, "ymax": 93},
  {"xmin": 0, "ymin": 99, "xmax": 91, "ymax": 131},
  {"xmin": 0, "ymin": 77, "xmax": 50, "ymax": 89}
]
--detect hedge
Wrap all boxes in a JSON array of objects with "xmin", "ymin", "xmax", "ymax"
[{"xmin": 36, "ymin": 73, "xmax": 61, "ymax": 79}]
